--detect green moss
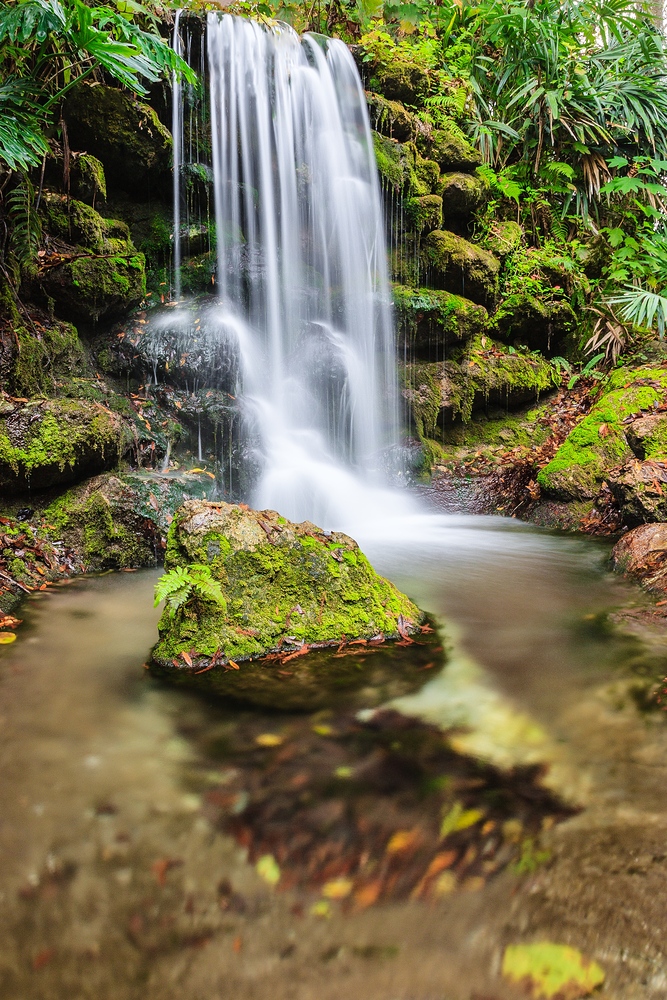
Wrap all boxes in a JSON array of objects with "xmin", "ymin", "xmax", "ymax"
[
  {"xmin": 47, "ymin": 488, "xmax": 152, "ymax": 569},
  {"xmin": 538, "ymin": 365, "xmax": 667, "ymax": 500},
  {"xmin": 0, "ymin": 399, "xmax": 126, "ymax": 493},
  {"xmin": 152, "ymin": 501, "xmax": 423, "ymax": 668},
  {"xmin": 72, "ymin": 153, "xmax": 107, "ymax": 206},
  {"xmin": 490, "ymin": 293, "xmax": 576, "ymax": 355},
  {"xmin": 12, "ymin": 320, "xmax": 86, "ymax": 397},
  {"xmin": 366, "ymin": 92, "xmax": 416, "ymax": 141},
  {"xmin": 404, "ymin": 195, "xmax": 443, "ymax": 235},
  {"xmin": 438, "ymin": 171, "xmax": 486, "ymax": 218},
  {"xmin": 40, "ymin": 194, "xmax": 128, "ymax": 253},
  {"xmin": 372, "ymin": 134, "xmax": 439, "ymax": 195},
  {"xmin": 483, "ymin": 221, "xmax": 523, "ymax": 259},
  {"xmin": 418, "ymin": 125, "xmax": 482, "ymax": 172},
  {"xmin": 422, "ymin": 230, "xmax": 500, "ymax": 308},
  {"xmin": 393, "ymin": 283, "xmax": 487, "ymax": 350}
]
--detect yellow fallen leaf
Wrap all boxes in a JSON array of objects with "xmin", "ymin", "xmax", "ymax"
[
  {"xmin": 312, "ymin": 724, "xmax": 336, "ymax": 737},
  {"xmin": 502, "ymin": 942, "xmax": 605, "ymax": 999},
  {"xmin": 188, "ymin": 467, "xmax": 206, "ymax": 473},
  {"xmin": 0, "ymin": 632, "xmax": 16, "ymax": 644},
  {"xmin": 256, "ymin": 854, "xmax": 281, "ymax": 886},
  {"xmin": 433, "ymin": 871, "xmax": 457, "ymax": 896},
  {"xmin": 386, "ymin": 829, "xmax": 420, "ymax": 854},
  {"xmin": 440, "ymin": 802, "xmax": 484, "ymax": 838},
  {"xmin": 322, "ymin": 878, "xmax": 353, "ymax": 899},
  {"xmin": 255, "ymin": 733, "xmax": 283, "ymax": 747},
  {"xmin": 310, "ymin": 900, "xmax": 331, "ymax": 918}
]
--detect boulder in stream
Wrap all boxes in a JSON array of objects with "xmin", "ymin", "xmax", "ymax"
[
  {"xmin": 150, "ymin": 500, "xmax": 435, "ymax": 710},
  {"xmin": 612, "ymin": 522, "xmax": 667, "ymax": 594}
]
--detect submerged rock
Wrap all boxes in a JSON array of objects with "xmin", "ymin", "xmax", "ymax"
[
  {"xmin": 150, "ymin": 500, "xmax": 431, "ymax": 709},
  {"xmin": 612, "ymin": 523, "xmax": 667, "ymax": 594},
  {"xmin": 538, "ymin": 365, "xmax": 667, "ymax": 502},
  {"xmin": 421, "ymin": 230, "xmax": 500, "ymax": 308},
  {"xmin": 0, "ymin": 398, "xmax": 128, "ymax": 493}
]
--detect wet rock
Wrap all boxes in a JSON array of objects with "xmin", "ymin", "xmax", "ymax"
[
  {"xmin": 44, "ymin": 471, "xmax": 216, "ymax": 570},
  {"xmin": 421, "ymin": 230, "xmax": 500, "ymax": 308},
  {"xmin": 366, "ymin": 92, "xmax": 418, "ymax": 142},
  {"xmin": 490, "ymin": 293, "xmax": 577, "ymax": 356},
  {"xmin": 372, "ymin": 134, "xmax": 439, "ymax": 195},
  {"xmin": 404, "ymin": 194, "xmax": 443, "ymax": 236},
  {"xmin": 612, "ymin": 523, "xmax": 667, "ymax": 593},
  {"xmin": 0, "ymin": 398, "xmax": 129, "ymax": 493},
  {"xmin": 368, "ymin": 57, "xmax": 430, "ymax": 105},
  {"xmin": 438, "ymin": 171, "xmax": 487, "ymax": 220},
  {"xmin": 64, "ymin": 85, "xmax": 172, "ymax": 198},
  {"xmin": 393, "ymin": 284, "xmax": 487, "ymax": 355},
  {"xmin": 538, "ymin": 365, "xmax": 667, "ymax": 502},
  {"xmin": 608, "ymin": 459, "xmax": 667, "ymax": 525},
  {"xmin": 70, "ymin": 153, "xmax": 107, "ymax": 207},
  {"xmin": 150, "ymin": 500, "xmax": 427, "ymax": 709},
  {"xmin": 401, "ymin": 337, "xmax": 557, "ymax": 435},
  {"xmin": 483, "ymin": 220, "xmax": 523, "ymax": 260},
  {"xmin": 626, "ymin": 413, "xmax": 667, "ymax": 459}
]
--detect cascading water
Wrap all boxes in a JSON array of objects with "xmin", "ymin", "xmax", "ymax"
[{"xmin": 170, "ymin": 13, "xmax": 408, "ymax": 529}]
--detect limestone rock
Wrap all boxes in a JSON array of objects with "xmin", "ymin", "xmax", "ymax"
[
  {"xmin": 64, "ymin": 85, "xmax": 172, "ymax": 198},
  {"xmin": 150, "ymin": 500, "xmax": 430, "ymax": 709},
  {"xmin": 421, "ymin": 230, "xmax": 500, "ymax": 308},
  {"xmin": 0, "ymin": 398, "xmax": 129, "ymax": 493},
  {"xmin": 393, "ymin": 284, "xmax": 487, "ymax": 354},
  {"xmin": 612, "ymin": 523, "xmax": 667, "ymax": 593},
  {"xmin": 538, "ymin": 365, "xmax": 667, "ymax": 501},
  {"xmin": 608, "ymin": 459, "xmax": 667, "ymax": 524}
]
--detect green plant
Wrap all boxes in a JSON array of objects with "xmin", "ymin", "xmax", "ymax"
[
  {"xmin": 567, "ymin": 352, "xmax": 606, "ymax": 388},
  {"xmin": 6, "ymin": 177, "xmax": 41, "ymax": 270},
  {"xmin": 154, "ymin": 564, "xmax": 227, "ymax": 618}
]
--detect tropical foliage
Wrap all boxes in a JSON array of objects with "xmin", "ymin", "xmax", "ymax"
[{"xmin": 154, "ymin": 564, "xmax": 226, "ymax": 618}]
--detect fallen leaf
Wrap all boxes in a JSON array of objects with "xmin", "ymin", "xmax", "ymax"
[
  {"xmin": 310, "ymin": 900, "xmax": 331, "ymax": 918},
  {"xmin": 440, "ymin": 803, "xmax": 484, "ymax": 838},
  {"xmin": 181, "ymin": 650, "xmax": 193, "ymax": 667},
  {"xmin": 255, "ymin": 733, "xmax": 283, "ymax": 747},
  {"xmin": 256, "ymin": 854, "xmax": 281, "ymax": 886},
  {"xmin": 353, "ymin": 880, "xmax": 382, "ymax": 910},
  {"xmin": 0, "ymin": 632, "xmax": 17, "ymax": 643},
  {"xmin": 32, "ymin": 948, "xmax": 55, "ymax": 970},
  {"xmin": 386, "ymin": 829, "xmax": 421, "ymax": 854},
  {"xmin": 321, "ymin": 878, "xmax": 353, "ymax": 899},
  {"xmin": 232, "ymin": 935, "xmax": 242, "ymax": 953},
  {"xmin": 502, "ymin": 942, "xmax": 605, "ymax": 999},
  {"xmin": 151, "ymin": 857, "xmax": 183, "ymax": 886}
]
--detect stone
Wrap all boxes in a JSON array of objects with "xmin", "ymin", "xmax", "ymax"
[
  {"xmin": 372, "ymin": 134, "xmax": 439, "ymax": 195},
  {"xmin": 438, "ymin": 171, "xmax": 486, "ymax": 220},
  {"xmin": 44, "ymin": 471, "xmax": 216, "ymax": 571},
  {"xmin": 484, "ymin": 220, "xmax": 523, "ymax": 260},
  {"xmin": 0, "ymin": 398, "xmax": 129, "ymax": 493},
  {"xmin": 490, "ymin": 293, "xmax": 577, "ymax": 355},
  {"xmin": 370, "ymin": 58, "xmax": 430, "ymax": 105},
  {"xmin": 612, "ymin": 522, "xmax": 667, "ymax": 594},
  {"xmin": 71, "ymin": 153, "xmax": 107, "ymax": 207},
  {"xmin": 625, "ymin": 413, "xmax": 667, "ymax": 459},
  {"xmin": 401, "ymin": 337, "xmax": 558, "ymax": 435},
  {"xmin": 418, "ymin": 126, "xmax": 482, "ymax": 173},
  {"xmin": 404, "ymin": 195, "xmax": 443, "ymax": 236},
  {"xmin": 421, "ymin": 230, "xmax": 500, "ymax": 308},
  {"xmin": 64, "ymin": 84, "xmax": 172, "ymax": 198},
  {"xmin": 538, "ymin": 365, "xmax": 667, "ymax": 501},
  {"xmin": 150, "ymin": 500, "xmax": 431, "ymax": 710},
  {"xmin": 366, "ymin": 92, "xmax": 418, "ymax": 142},
  {"xmin": 393, "ymin": 284, "xmax": 487, "ymax": 355},
  {"xmin": 608, "ymin": 459, "xmax": 667, "ymax": 524}
]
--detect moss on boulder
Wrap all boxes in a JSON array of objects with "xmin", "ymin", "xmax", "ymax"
[
  {"xmin": 490, "ymin": 293, "xmax": 577, "ymax": 356},
  {"xmin": 438, "ymin": 171, "xmax": 487, "ymax": 220},
  {"xmin": 404, "ymin": 195, "xmax": 443, "ymax": 236},
  {"xmin": 13, "ymin": 318, "xmax": 86, "ymax": 398},
  {"xmin": 44, "ymin": 471, "xmax": 216, "ymax": 570},
  {"xmin": 422, "ymin": 230, "xmax": 500, "ymax": 308},
  {"xmin": 366, "ymin": 92, "xmax": 417, "ymax": 142},
  {"xmin": 483, "ymin": 221, "xmax": 523, "ymax": 260},
  {"xmin": 64, "ymin": 84, "xmax": 172, "ymax": 197},
  {"xmin": 393, "ymin": 284, "xmax": 487, "ymax": 354},
  {"xmin": 401, "ymin": 337, "xmax": 557, "ymax": 434},
  {"xmin": 150, "ymin": 500, "xmax": 429, "ymax": 709},
  {"xmin": 0, "ymin": 398, "xmax": 129, "ymax": 493},
  {"xmin": 538, "ymin": 365, "xmax": 667, "ymax": 501},
  {"xmin": 372, "ymin": 134, "xmax": 439, "ymax": 195},
  {"xmin": 40, "ymin": 193, "xmax": 128, "ymax": 252},
  {"xmin": 71, "ymin": 153, "xmax": 107, "ymax": 207},
  {"xmin": 368, "ymin": 57, "xmax": 430, "ymax": 105},
  {"xmin": 418, "ymin": 126, "xmax": 481, "ymax": 173}
]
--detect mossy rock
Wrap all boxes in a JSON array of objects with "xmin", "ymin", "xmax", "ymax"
[
  {"xmin": 372, "ymin": 134, "xmax": 439, "ymax": 195},
  {"xmin": 393, "ymin": 284, "xmax": 487, "ymax": 355},
  {"xmin": 39, "ymin": 249, "xmax": 146, "ymax": 325},
  {"xmin": 366, "ymin": 92, "xmax": 417, "ymax": 142},
  {"xmin": 538, "ymin": 365, "xmax": 667, "ymax": 502},
  {"xmin": 490, "ymin": 293, "xmax": 577, "ymax": 356},
  {"xmin": 401, "ymin": 337, "xmax": 558, "ymax": 434},
  {"xmin": 418, "ymin": 126, "xmax": 481, "ymax": 173},
  {"xmin": 404, "ymin": 195, "xmax": 443, "ymax": 236},
  {"xmin": 64, "ymin": 84, "xmax": 172, "ymax": 198},
  {"xmin": 150, "ymin": 500, "xmax": 430, "ymax": 710},
  {"xmin": 71, "ymin": 153, "xmax": 107, "ymax": 207},
  {"xmin": 438, "ymin": 171, "xmax": 487, "ymax": 220},
  {"xmin": 43, "ymin": 471, "xmax": 216, "ymax": 570},
  {"xmin": 0, "ymin": 398, "xmax": 130, "ymax": 493},
  {"xmin": 369, "ymin": 57, "xmax": 430, "ymax": 105},
  {"xmin": 483, "ymin": 220, "xmax": 523, "ymax": 260},
  {"xmin": 40, "ymin": 193, "xmax": 128, "ymax": 252},
  {"xmin": 13, "ymin": 318, "xmax": 86, "ymax": 398},
  {"xmin": 422, "ymin": 230, "xmax": 500, "ymax": 308},
  {"xmin": 608, "ymin": 459, "xmax": 667, "ymax": 525}
]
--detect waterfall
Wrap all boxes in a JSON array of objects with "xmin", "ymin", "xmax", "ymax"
[
  {"xmin": 171, "ymin": 9, "xmax": 183, "ymax": 301},
  {"xmin": 170, "ymin": 14, "xmax": 409, "ymax": 529}
]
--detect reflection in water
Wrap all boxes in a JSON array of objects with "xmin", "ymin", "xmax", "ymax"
[{"xmin": 0, "ymin": 525, "xmax": 665, "ymax": 999}]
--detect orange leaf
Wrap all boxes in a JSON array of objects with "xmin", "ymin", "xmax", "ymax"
[
  {"xmin": 227, "ymin": 659, "xmax": 240, "ymax": 670},
  {"xmin": 353, "ymin": 880, "xmax": 382, "ymax": 911},
  {"xmin": 386, "ymin": 829, "xmax": 420, "ymax": 854},
  {"xmin": 233, "ymin": 935, "xmax": 242, "ymax": 953},
  {"xmin": 181, "ymin": 651, "xmax": 193, "ymax": 667}
]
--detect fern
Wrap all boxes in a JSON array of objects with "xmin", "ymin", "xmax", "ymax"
[
  {"xmin": 7, "ymin": 176, "xmax": 41, "ymax": 269},
  {"xmin": 154, "ymin": 564, "xmax": 226, "ymax": 619}
]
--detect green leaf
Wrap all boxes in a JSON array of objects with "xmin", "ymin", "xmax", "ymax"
[
  {"xmin": 256, "ymin": 854, "xmax": 281, "ymax": 886},
  {"xmin": 502, "ymin": 942, "xmax": 604, "ymax": 999}
]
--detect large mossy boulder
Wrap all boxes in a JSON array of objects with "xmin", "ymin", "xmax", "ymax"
[
  {"xmin": 438, "ymin": 171, "xmax": 487, "ymax": 220},
  {"xmin": 401, "ymin": 337, "xmax": 557, "ymax": 435},
  {"xmin": 490, "ymin": 293, "xmax": 577, "ymax": 356},
  {"xmin": 608, "ymin": 460, "xmax": 667, "ymax": 525},
  {"xmin": 612, "ymin": 523, "xmax": 667, "ymax": 594},
  {"xmin": 44, "ymin": 471, "xmax": 216, "ymax": 570},
  {"xmin": 0, "ymin": 398, "xmax": 129, "ymax": 493},
  {"xmin": 37, "ymin": 194, "xmax": 146, "ymax": 323},
  {"xmin": 150, "ymin": 500, "xmax": 431, "ymax": 710},
  {"xmin": 417, "ymin": 126, "xmax": 481, "ymax": 173},
  {"xmin": 367, "ymin": 92, "xmax": 417, "ymax": 142},
  {"xmin": 538, "ymin": 365, "xmax": 667, "ymax": 502},
  {"xmin": 393, "ymin": 284, "xmax": 487, "ymax": 354},
  {"xmin": 422, "ymin": 230, "xmax": 500, "ymax": 308},
  {"xmin": 372, "ymin": 134, "xmax": 439, "ymax": 195},
  {"xmin": 483, "ymin": 221, "xmax": 523, "ymax": 260},
  {"xmin": 64, "ymin": 84, "xmax": 172, "ymax": 198},
  {"xmin": 404, "ymin": 194, "xmax": 443, "ymax": 235}
]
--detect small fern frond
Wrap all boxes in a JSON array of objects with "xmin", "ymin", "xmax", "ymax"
[
  {"xmin": 154, "ymin": 565, "xmax": 191, "ymax": 606},
  {"xmin": 154, "ymin": 564, "xmax": 226, "ymax": 617},
  {"xmin": 7, "ymin": 177, "xmax": 41, "ymax": 269}
]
